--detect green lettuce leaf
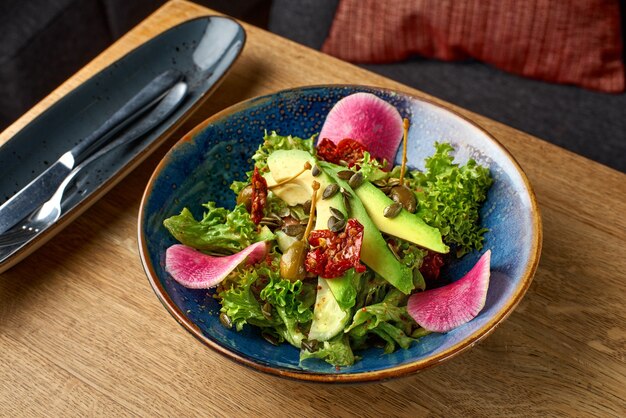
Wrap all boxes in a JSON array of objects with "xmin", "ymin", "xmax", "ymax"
[
  {"xmin": 370, "ymin": 322, "xmax": 415, "ymax": 353},
  {"xmin": 274, "ymin": 306, "xmax": 307, "ymax": 347},
  {"xmin": 253, "ymin": 131, "xmax": 315, "ymax": 173},
  {"xmin": 260, "ymin": 276, "xmax": 315, "ymax": 324},
  {"xmin": 265, "ymin": 192, "xmax": 308, "ymax": 222},
  {"xmin": 219, "ymin": 264, "xmax": 275, "ymax": 332},
  {"xmin": 300, "ymin": 334, "xmax": 355, "ymax": 367},
  {"xmin": 354, "ymin": 271, "xmax": 391, "ymax": 309},
  {"xmin": 163, "ymin": 202, "xmax": 274, "ymax": 254},
  {"xmin": 411, "ymin": 142, "xmax": 493, "ymax": 257},
  {"xmin": 394, "ymin": 239, "xmax": 427, "ymax": 291},
  {"xmin": 219, "ymin": 252, "xmax": 315, "ymax": 348},
  {"xmin": 356, "ymin": 151, "xmax": 387, "ymax": 182},
  {"xmin": 346, "ymin": 288, "xmax": 422, "ymax": 354}
]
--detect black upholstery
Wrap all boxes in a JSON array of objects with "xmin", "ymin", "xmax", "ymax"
[{"xmin": 0, "ymin": 0, "xmax": 269, "ymax": 131}]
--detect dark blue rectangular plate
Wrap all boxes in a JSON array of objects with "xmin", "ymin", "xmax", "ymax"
[{"xmin": 0, "ymin": 16, "xmax": 246, "ymax": 273}]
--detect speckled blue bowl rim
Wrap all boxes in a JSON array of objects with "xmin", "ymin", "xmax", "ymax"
[{"xmin": 138, "ymin": 85, "xmax": 542, "ymax": 383}]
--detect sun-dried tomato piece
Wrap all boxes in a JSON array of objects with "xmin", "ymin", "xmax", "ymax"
[
  {"xmin": 420, "ymin": 251, "xmax": 445, "ymax": 282},
  {"xmin": 317, "ymin": 137, "xmax": 373, "ymax": 168},
  {"xmin": 250, "ymin": 166, "xmax": 268, "ymax": 224},
  {"xmin": 305, "ymin": 218, "xmax": 366, "ymax": 278},
  {"xmin": 316, "ymin": 138, "xmax": 340, "ymax": 164},
  {"xmin": 335, "ymin": 138, "xmax": 368, "ymax": 167}
]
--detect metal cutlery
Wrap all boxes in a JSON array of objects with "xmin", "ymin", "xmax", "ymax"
[
  {"xmin": 0, "ymin": 81, "xmax": 188, "ymax": 248},
  {"xmin": 0, "ymin": 69, "xmax": 182, "ymax": 235}
]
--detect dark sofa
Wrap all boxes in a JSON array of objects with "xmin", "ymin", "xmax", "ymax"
[
  {"xmin": 268, "ymin": 0, "xmax": 626, "ymax": 173},
  {"xmin": 0, "ymin": 0, "xmax": 268, "ymax": 130},
  {"xmin": 1, "ymin": 0, "xmax": 624, "ymax": 172}
]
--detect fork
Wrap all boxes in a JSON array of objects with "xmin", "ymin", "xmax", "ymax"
[{"xmin": 0, "ymin": 81, "xmax": 188, "ymax": 248}]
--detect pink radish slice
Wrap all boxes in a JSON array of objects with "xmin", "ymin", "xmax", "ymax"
[
  {"xmin": 319, "ymin": 92, "xmax": 404, "ymax": 164},
  {"xmin": 407, "ymin": 250, "xmax": 491, "ymax": 333},
  {"xmin": 165, "ymin": 242, "xmax": 268, "ymax": 289}
]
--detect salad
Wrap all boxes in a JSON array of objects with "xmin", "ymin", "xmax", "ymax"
[{"xmin": 163, "ymin": 93, "xmax": 493, "ymax": 367}]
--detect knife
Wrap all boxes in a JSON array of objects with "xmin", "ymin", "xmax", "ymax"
[
  {"xmin": 0, "ymin": 80, "xmax": 188, "ymax": 251},
  {"xmin": 0, "ymin": 69, "xmax": 182, "ymax": 234}
]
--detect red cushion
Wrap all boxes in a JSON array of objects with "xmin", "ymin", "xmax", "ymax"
[{"xmin": 322, "ymin": 0, "xmax": 625, "ymax": 92}]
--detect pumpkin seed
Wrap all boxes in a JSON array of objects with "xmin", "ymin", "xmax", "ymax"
[
  {"xmin": 290, "ymin": 208, "xmax": 302, "ymax": 220},
  {"xmin": 283, "ymin": 223, "xmax": 305, "ymax": 237},
  {"xmin": 260, "ymin": 219, "xmax": 280, "ymax": 228},
  {"xmin": 303, "ymin": 199, "xmax": 312, "ymax": 214},
  {"xmin": 387, "ymin": 178, "xmax": 401, "ymax": 187},
  {"xmin": 387, "ymin": 242, "xmax": 401, "ymax": 261},
  {"xmin": 261, "ymin": 302, "xmax": 273, "ymax": 320},
  {"xmin": 301, "ymin": 339, "xmax": 320, "ymax": 353},
  {"xmin": 328, "ymin": 216, "xmax": 346, "ymax": 232},
  {"xmin": 342, "ymin": 194, "xmax": 351, "ymax": 214},
  {"xmin": 261, "ymin": 331, "xmax": 280, "ymax": 346},
  {"xmin": 311, "ymin": 165, "xmax": 321, "ymax": 177},
  {"xmin": 348, "ymin": 171, "xmax": 364, "ymax": 189},
  {"xmin": 277, "ymin": 207, "xmax": 291, "ymax": 217},
  {"xmin": 260, "ymin": 217, "xmax": 282, "ymax": 227},
  {"xmin": 389, "ymin": 185, "xmax": 418, "ymax": 213},
  {"xmin": 372, "ymin": 179, "xmax": 388, "ymax": 188},
  {"xmin": 329, "ymin": 207, "xmax": 345, "ymax": 220},
  {"xmin": 219, "ymin": 312, "xmax": 233, "ymax": 329},
  {"xmin": 337, "ymin": 170, "xmax": 355, "ymax": 180},
  {"xmin": 383, "ymin": 202, "xmax": 403, "ymax": 218},
  {"xmin": 322, "ymin": 183, "xmax": 339, "ymax": 199}
]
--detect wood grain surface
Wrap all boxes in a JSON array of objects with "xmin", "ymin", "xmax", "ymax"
[{"xmin": 1, "ymin": 1, "xmax": 625, "ymax": 416}]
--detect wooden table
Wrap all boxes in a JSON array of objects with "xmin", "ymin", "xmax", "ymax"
[{"xmin": 1, "ymin": 1, "xmax": 624, "ymax": 416}]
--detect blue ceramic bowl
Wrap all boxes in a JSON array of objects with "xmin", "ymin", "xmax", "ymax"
[{"xmin": 138, "ymin": 85, "xmax": 541, "ymax": 383}]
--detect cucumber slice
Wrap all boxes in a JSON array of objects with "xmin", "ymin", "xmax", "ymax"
[{"xmin": 308, "ymin": 277, "xmax": 351, "ymax": 341}]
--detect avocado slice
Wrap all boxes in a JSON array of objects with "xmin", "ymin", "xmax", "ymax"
[
  {"xmin": 321, "ymin": 163, "xmax": 414, "ymax": 295},
  {"xmin": 266, "ymin": 150, "xmax": 345, "ymax": 230},
  {"xmin": 324, "ymin": 268, "xmax": 358, "ymax": 310},
  {"xmin": 354, "ymin": 182, "xmax": 449, "ymax": 254}
]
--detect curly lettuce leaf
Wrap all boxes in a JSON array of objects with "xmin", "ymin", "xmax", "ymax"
[
  {"xmin": 229, "ymin": 180, "xmax": 248, "ymax": 196},
  {"xmin": 346, "ymin": 288, "xmax": 423, "ymax": 354},
  {"xmin": 356, "ymin": 151, "xmax": 387, "ymax": 182},
  {"xmin": 300, "ymin": 334, "xmax": 355, "ymax": 367},
  {"xmin": 394, "ymin": 239, "xmax": 427, "ymax": 291},
  {"xmin": 219, "ymin": 251, "xmax": 315, "ymax": 348},
  {"xmin": 411, "ymin": 142, "xmax": 493, "ymax": 257},
  {"xmin": 260, "ymin": 276, "xmax": 315, "ymax": 347},
  {"xmin": 163, "ymin": 203, "xmax": 274, "ymax": 254},
  {"xmin": 260, "ymin": 276, "xmax": 315, "ymax": 324},
  {"xmin": 219, "ymin": 263, "xmax": 275, "ymax": 332}
]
